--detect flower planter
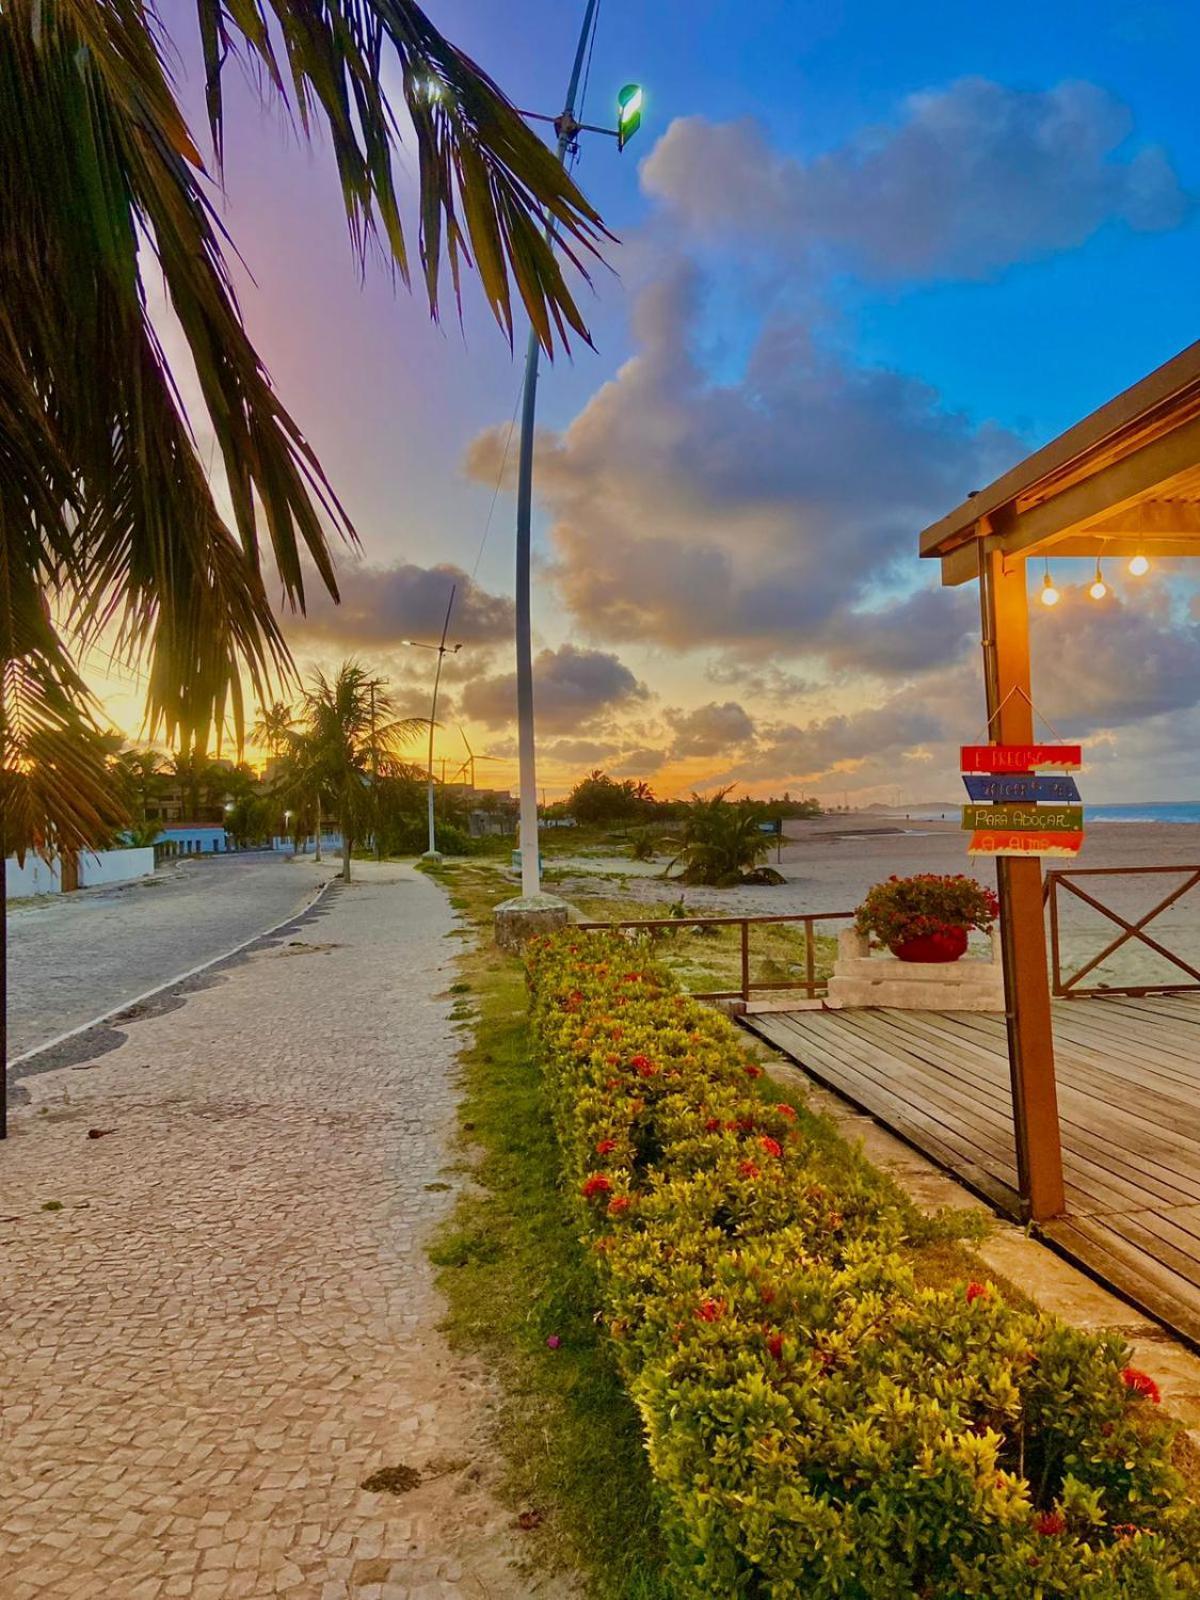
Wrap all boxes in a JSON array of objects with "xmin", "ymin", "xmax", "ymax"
[{"xmin": 889, "ymin": 926, "xmax": 969, "ymax": 964}]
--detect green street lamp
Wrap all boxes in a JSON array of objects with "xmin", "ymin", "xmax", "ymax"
[{"xmin": 617, "ymin": 84, "xmax": 643, "ymax": 151}]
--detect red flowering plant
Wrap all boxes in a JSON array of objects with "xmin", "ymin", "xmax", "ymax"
[{"xmin": 855, "ymin": 873, "xmax": 1000, "ymax": 953}]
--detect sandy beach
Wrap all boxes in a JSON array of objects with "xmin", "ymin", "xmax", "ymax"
[{"xmin": 555, "ymin": 816, "xmax": 1200, "ymax": 992}]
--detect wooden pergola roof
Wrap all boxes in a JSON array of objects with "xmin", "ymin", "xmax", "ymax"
[{"xmin": 919, "ymin": 339, "xmax": 1200, "ymax": 585}]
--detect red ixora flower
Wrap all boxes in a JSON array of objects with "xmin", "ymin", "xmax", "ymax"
[
  {"xmin": 738, "ymin": 1160, "xmax": 761, "ymax": 1180},
  {"xmin": 744, "ymin": 1063, "xmax": 763, "ymax": 1079},
  {"xmin": 630, "ymin": 1054, "xmax": 658, "ymax": 1077},
  {"xmin": 704, "ymin": 1117, "xmax": 723, "ymax": 1133},
  {"xmin": 1121, "ymin": 1367, "xmax": 1162, "ymax": 1404},
  {"xmin": 965, "ymin": 1282, "xmax": 990, "ymax": 1303},
  {"xmin": 1033, "ymin": 1511, "xmax": 1066, "ymax": 1538},
  {"xmin": 759, "ymin": 1136, "xmax": 783, "ymax": 1159},
  {"xmin": 581, "ymin": 1173, "xmax": 613, "ymax": 1199},
  {"xmin": 775, "ymin": 1103, "xmax": 797, "ymax": 1120},
  {"xmin": 595, "ymin": 1138, "xmax": 617, "ymax": 1155},
  {"xmin": 607, "ymin": 1195, "xmax": 631, "ymax": 1216},
  {"xmin": 696, "ymin": 1298, "xmax": 725, "ymax": 1322}
]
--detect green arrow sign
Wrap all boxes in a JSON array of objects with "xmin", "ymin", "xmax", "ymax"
[{"xmin": 962, "ymin": 803, "xmax": 1083, "ymax": 833}]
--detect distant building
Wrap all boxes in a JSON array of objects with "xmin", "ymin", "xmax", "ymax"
[{"xmin": 157, "ymin": 825, "xmax": 230, "ymax": 857}]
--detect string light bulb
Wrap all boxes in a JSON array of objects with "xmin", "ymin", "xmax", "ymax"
[
  {"xmin": 1128, "ymin": 553, "xmax": 1150, "ymax": 577},
  {"xmin": 1089, "ymin": 558, "xmax": 1108, "ymax": 600},
  {"xmin": 1040, "ymin": 561, "xmax": 1060, "ymax": 607}
]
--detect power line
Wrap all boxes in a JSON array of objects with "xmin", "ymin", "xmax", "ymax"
[{"xmin": 469, "ymin": 382, "xmax": 522, "ymax": 583}]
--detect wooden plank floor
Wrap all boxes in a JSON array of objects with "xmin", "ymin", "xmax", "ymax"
[{"xmin": 743, "ymin": 994, "xmax": 1200, "ymax": 1346}]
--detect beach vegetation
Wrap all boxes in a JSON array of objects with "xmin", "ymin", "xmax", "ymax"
[
  {"xmin": 527, "ymin": 929, "xmax": 1200, "ymax": 1597},
  {"xmin": 666, "ymin": 787, "xmax": 773, "ymax": 885}
]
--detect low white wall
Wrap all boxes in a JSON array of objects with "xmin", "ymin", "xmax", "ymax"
[
  {"xmin": 79, "ymin": 848, "xmax": 155, "ymax": 889},
  {"xmin": 6, "ymin": 856, "xmax": 61, "ymax": 897},
  {"xmin": 6, "ymin": 847, "xmax": 156, "ymax": 898}
]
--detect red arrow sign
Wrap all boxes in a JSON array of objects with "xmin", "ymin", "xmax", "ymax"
[{"xmin": 960, "ymin": 744, "xmax": 1082, "ymax": 774}]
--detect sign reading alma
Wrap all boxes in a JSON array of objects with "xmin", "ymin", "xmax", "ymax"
[
  {"xmin": 960, "ymin": 744, "xmax": 1082, "ymax": 773},
  {"xmin": 962, "ymin": 774, "xmax": 1081, "ymax": 804},
  {"xmin": 961, "ymin": 804, "xmax": 1083, "ymax": 833},
  {"xmin": 968, "ymin": 829, "xmax": 1084, "ymax": 859}
]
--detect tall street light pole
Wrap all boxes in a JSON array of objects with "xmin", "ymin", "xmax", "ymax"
[
  {"xmin": 403, "ymin": 584, "xmax": 460, "ymax": 860},
  {"xmin": 513, "ymin": 0, "xmax": 606, "ymax": 900}
]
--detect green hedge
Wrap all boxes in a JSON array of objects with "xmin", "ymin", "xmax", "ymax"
[{"xmin": 527, "ymin": 931, "xmax": 1199, "ymax": 1598}]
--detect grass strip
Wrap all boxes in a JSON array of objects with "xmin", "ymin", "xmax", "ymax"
[{"xmin": 427, "ymin": 862, "xmax": 672, "ymax": 1599}]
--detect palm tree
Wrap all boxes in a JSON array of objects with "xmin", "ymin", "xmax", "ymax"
[
  {"xmin": 667, "ymin": 789, "xmax": 772, "ymax": 887},
  {"xmin": 1, "ymin": 1, "xmax": 607, "ymax": 1128},
  {"xmin": 112, "ymin": 747, "xmax": 170, "ymax": 822},
  {"xmin": 2, "ymin": 0, "xmax": 604, "ymax": 844},
  {"xmin": 290, "ymin": 664, "xmax": 424, "ymax": 882},
  {"xmin": 253, "ymin": 703, "xmax": 299, "ymax": 764}
]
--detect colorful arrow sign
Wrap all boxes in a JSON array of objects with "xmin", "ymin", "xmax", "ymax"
[
  {"xmin": 961, "ymin": 744, "xmax": 1082, "ymax": 773},
  {"xmin": 962, "ymin": 804, "xmax": 1083, "ymax": 833},
  {"xmin": 968, "ymin": 829, "xmax": 1084, "ymax": 858},
  {"xmin": 963, "ymin": 774, "xmax": 1081, "ymax": 804}
]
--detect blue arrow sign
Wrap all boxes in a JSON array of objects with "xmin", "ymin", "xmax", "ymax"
[{"xmin": 963, "ymin": 774, "xmax": 1081, "ymax": 804}]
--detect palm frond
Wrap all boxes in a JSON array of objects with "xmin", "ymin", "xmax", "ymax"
[
  {"xmin": 185, "ymin": 0, "xmax": 608, "ymax": 348},
  {"xmin": 2, "ymin": 0, "xmax": 609, "ymax": 850}
]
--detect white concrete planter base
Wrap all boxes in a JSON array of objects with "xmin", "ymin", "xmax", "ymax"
[{"xmin": 826, "ymin": 927, "xmax": 1004, "ymax": 1012}]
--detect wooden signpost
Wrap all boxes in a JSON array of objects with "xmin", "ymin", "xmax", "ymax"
[
  {"xmin": 969, "ymin": 829, "xmax": 1085, "ymax": 858},
  {"xmin": 963, "ymin": 774, "xmax": 1080, "ymax": 804},
  {"xmin": 960, "ymin": 745, "xmax": 1085, "ymax": 861},
  {"xmin": 961, "ymin": 744, "xmax": 1082, "ymax": 773},
  {"xmin": 962, "ymin": 804, "xmax": 1082, "ymax": 833}
]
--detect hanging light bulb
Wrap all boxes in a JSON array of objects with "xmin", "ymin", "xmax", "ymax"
[
  {"xmin": 1089, "ymin": 557, "xmax": 1108, "ymax": 600},
  {"xmin": 1040, "ymin": 561, "xmax": 1060, "ymax": 607},
  {"xmin": 1128, "ymin": 553, "xmax": 1150, "ymax": 577}
]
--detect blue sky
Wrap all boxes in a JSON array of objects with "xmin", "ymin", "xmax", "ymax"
[{"xmin": 114, "ymin": 1, "xmax": 1200, "ymax": 802}]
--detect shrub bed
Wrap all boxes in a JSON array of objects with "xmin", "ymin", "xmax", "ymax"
[{"xmin": 528, "ymin": 931, "xmax": 1199, "ymax": 1598}]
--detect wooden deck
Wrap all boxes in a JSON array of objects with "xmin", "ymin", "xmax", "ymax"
[{"xmin": 743, "ymin": 994, "xmax": 1200, "ymax": 1346}]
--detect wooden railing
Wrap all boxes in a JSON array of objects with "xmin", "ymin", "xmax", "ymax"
[
  {"xmin": 575, "ymin": 911, "xmax": 855, "ymax": 1004},
  {"xmin": 1045, "ymin": 865, "xmax": 1200, "ymax": 998}
]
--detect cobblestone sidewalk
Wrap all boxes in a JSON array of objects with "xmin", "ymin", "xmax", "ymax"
[{"xmin": 0, "ymin": 864, "xmax": 559, "ymax": 1600}]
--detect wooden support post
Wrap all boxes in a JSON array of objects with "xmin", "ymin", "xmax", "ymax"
[{"xmin": 980, "ymin": 549, "xmax": 1066, "ymax": 1221}]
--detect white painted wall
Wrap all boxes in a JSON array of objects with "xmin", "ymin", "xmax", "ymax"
[
  {"xmin": 7, "ymin": 847, "xmax": 155, "ymax": 898},
  {"xmin": 6, "ymin": 856, "xmax": 61, "ymax": 897},
  {"xmin": 79, "ymin": 848, "xmax": 155, "ymax": 889}
]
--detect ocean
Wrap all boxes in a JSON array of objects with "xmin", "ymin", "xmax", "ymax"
[
  {"xmin": 1088, "ymin": 802, "xmax": 1200, "ymax": 824},
  {"xmin": 896, "ymin": 802, "xmax": 1200, "ymax": 824}
]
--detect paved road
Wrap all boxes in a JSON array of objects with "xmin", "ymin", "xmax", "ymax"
[{"xmin": 7, "ymin": 852, "xmax": 332, "ymax": 1058}]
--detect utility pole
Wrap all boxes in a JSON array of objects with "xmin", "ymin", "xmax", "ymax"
[
  {"xmin": 403, "ymin": 586, "xmax": 460, "ymax": 861},
  {"xmin": 513, "ymin": 2, "xmax": 640, "ymax": 899},
  {"xmin": 370, "ymin": 679, "xmax": 381, "ymax": 861}
]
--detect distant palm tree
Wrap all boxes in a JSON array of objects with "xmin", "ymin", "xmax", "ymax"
[
  {"xmin": 113, "ymin": 748, "xmax": 170, "ymax": 823},
  {"xmin": 253, "ymin": 704, "xmax": 299, "ymax": 763},
  {"xmin": 290, "ymin": 664, "xmax": 424, "ymax": 882},
  {"xmin": 667, "ymin": 789, "xmax": 772, "ymax": 887}
]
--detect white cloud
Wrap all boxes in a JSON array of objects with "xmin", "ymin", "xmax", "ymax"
[
  {"xmin": 468, "ymin": 262, "xmax": 1016, "ymax": 671},
  {"xmin": 286, "ymin": 559, "xmax": 512, "ymax": 648},
  {"xmin": 642, "ymin": 81, "xmax": 1189, "ymax": 281},
  {"xmin": 460, "ymin": 643, "xmax": 647, "ymax": 732}
]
